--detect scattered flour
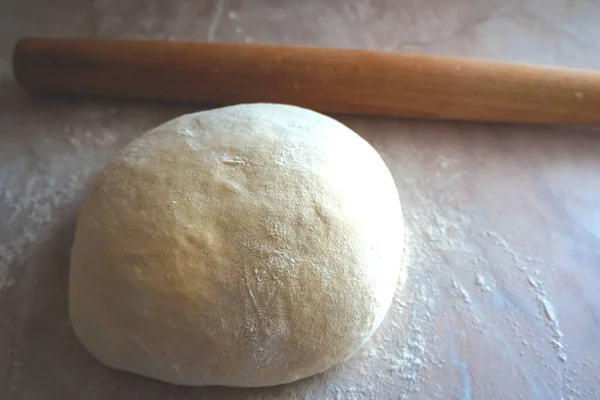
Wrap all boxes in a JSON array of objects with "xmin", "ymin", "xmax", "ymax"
[
  {"xmin": 526, "ymin": 273, "xmax": 566, "ymax": 362},
  {"xmin": 363, "ymin": 283, "xmax": 433, "ymax": 396},
  {"xmin": 179, "ymin": 128, "xmax": 195, "ymax": 138},
  {"xmin": 220, "ymin": 153, "xmax": 248, "ymax": 165},
  {"xmin": 479, "ymin": 230, "xmax": 567, "ymax": 363},
  {"xmin": 483, "ymin": 230, "xmax": 527, "ymax": 271},
  {"xmin": 0, "ymin": 174, "xmax": 83, "ymax": 295},
  {"xmin": 0, "ymin": 127, "xmax": 121, "ymax": 295},
  {"xmin": 475, "ymin": 273, "xmax": 491, "ymax": 293},
  {"xmin": 451, "ymin": 279, "xmax": 472, "ymax": 305},
  {"xmin": 538, "ymin": 295, "xmax": 567, "ymax": 362}
]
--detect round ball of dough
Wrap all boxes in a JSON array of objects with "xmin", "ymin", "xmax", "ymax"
[{"xmin": 69, "ymin": 103, "xmax": 404, "ymax": 387}]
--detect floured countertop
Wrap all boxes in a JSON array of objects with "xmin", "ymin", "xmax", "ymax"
[{"xmin": 1, "ymin": 1, "xmax": 600, "ymax": 399}]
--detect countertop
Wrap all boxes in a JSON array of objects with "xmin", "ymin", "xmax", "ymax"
[{"xmin": 1, "ymin": 1, "xmax": 600, "ymax": 399}]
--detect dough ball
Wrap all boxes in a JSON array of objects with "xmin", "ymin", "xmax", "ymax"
[{"xmin": 69, "ymin": 103, "xmax": 404, "ymax": 387}]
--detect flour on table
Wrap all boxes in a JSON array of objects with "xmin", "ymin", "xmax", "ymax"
[
  {"xmin": 475, "ymin": 273, "xmax": 491, "ymax": 293},
  {"xmin": 0, "ymin": 125, "xmax": 121, "ymax": 295}
]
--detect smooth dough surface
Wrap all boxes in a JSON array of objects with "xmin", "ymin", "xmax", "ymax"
[{"xmin": 69, "ymin": 103, "xmax": 405, "ymax": 387}]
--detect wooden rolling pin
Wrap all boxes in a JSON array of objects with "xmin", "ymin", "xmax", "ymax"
[{"xmin": 13, "ymin": 37, "xmax": 600, "ymax": 125}]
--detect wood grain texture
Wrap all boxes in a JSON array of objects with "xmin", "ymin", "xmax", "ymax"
[{"xmin": 13, "ymin": 37, "xmax": 600, "ymax": 125}]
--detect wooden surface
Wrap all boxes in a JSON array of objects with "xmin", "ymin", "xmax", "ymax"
[
  {"xmin": 13, "ymin": 37, "xmax": 600, "ymax": 125},
  {"xmin": 1, "ymin": 1, "xmax": 600, "ymax": 399},
  {"xmin": 13, "ymin": 38, "xmax": 600, "ymax": 125}
]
